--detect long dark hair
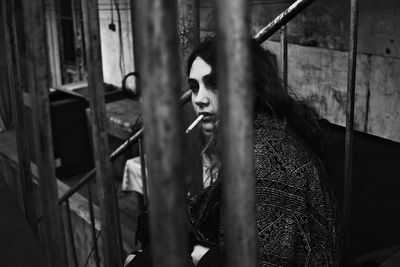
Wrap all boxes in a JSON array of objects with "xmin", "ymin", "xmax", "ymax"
[{"xmin": 187, "ymin": 36, "xmax": 327, "ymax": 166}]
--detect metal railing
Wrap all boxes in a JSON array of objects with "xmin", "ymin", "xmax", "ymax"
[{"xmin": 57, "ymin": 89, "xmax": 191, "ymax": 267}]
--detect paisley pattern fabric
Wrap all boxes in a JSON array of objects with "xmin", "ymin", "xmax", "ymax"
[{"xmin": 188, "ymin": 112, "xmax": 343, "ymax": 266}]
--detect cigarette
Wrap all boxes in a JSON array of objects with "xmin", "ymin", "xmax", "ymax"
[{"xmin": 185, "ymin": 115, "xmax": 204, "ymax": 134}]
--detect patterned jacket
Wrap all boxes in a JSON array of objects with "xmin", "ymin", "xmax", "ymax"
[{"xmin": 188, "ymin": 112, "xmax": 343, "ymax": 266}]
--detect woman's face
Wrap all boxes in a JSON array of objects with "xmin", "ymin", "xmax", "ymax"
[{"xmin": 188, "ymin": 57, "xmax": 219, "ymax": 137}]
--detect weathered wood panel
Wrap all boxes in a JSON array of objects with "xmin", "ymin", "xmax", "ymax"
[
  {"xmin": 2, "ymin": 0, "xmax": 38, "ymax": 234},
  {"xmin": 200, "ymin": 0, "xmax": 400, "ymax": 59},
  {"xmin": 368, "ymin": 57, "xmax": 400, "ymax": 141},
  {"xmin": 264, "ymin": 41, "xmax": 400, "ymax": 143},
  {"xmin": 22, "ymin": 0, "xmax": 68, "ymax": 265}
]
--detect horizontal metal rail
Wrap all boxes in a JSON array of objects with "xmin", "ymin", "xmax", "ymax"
[
  {"xmin": 254, "ymin": 0, "xmax": 316, "ymax": 44},
  {"xmin": 58, "ymin": 90, "xmax": 192, "ymax": 205}
]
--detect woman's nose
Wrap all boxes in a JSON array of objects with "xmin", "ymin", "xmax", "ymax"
[{"xmin": 194, "ymin": 87, "xmax": 210, "ymax": 108}]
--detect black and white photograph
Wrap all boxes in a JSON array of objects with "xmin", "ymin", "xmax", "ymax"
[{"xmin": 0, "ymin": 0, "xmax": 399, "ymax": 266}]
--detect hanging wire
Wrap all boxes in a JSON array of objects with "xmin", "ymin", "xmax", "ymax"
[
  {"xmin": 108, "ymin": 0, "xmax": 116, "ymax": 31},
  {"xmin": 83, "ymin": 230, "xmax": 102, "ymax": 267}
]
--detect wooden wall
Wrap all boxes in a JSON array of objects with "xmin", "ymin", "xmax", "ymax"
[
  {"xmin": 196, "ymin": 0, "xmax": 400, "ymax": 142},
  {"xmin": 201, "ymin": 0, "xmax": 400, "ymax": 58},
  {"xmin": 265, "ymin": 41, "xmax": 400, "ymax": 142}
]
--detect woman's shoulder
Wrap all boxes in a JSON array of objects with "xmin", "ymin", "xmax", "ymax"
[
  {"xmin": 254, "ymin": 113, "xmax": 342, "ymax": 236},
  {"xmin": 254, "ymin": 112, "xmax": 319, "ymax": 171}
]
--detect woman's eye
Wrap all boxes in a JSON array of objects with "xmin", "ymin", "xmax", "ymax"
[
  {"xmin": 209, "ymin": 82, "xmax": 217, "ymax": 92},
  {"xmin": 204, "ymin": 75, "xmax": 217, "ymax": 92},
  {"xmin": 188, "ymin": 79, "xmax": 199, "ymax": 93}
]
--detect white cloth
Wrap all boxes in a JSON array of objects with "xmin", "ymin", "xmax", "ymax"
[{"xmin": 121, "ymin": 157, "xmax": 146, "ymax": 194}]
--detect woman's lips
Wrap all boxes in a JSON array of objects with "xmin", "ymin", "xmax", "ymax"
[
  {"xmin": 199, "ymin": 112, "xmax": 215, "ymax": 121},
  {"xmin": 201, "ymin": 115, "xmax": 214, "ymax": 122},
  {"xmin": 199, "ymin": 113, "xmax": 216, "ymax": 133}
]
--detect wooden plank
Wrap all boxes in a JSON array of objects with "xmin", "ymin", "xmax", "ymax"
[
  {"xmin": 2, "ymin": 0, "xmax": 38, "ymax": 235},
  {"xmin": 0, "ymin": 3, "xmax": 13, "ymax": 131},
  {"xmin": 81, "ymin": 0, "xmax": 123, "ymax": 266},
  {"xmin": 21, "ymin": 0, "xmax": 67, "ymax": 266},
  {"xmin": 141, "ymin": 0, "xmax": 188, "ymax": 266},
  {"xmin": 216, "ymin": 0, "xmax": 257, "ymax": 266},
  {"xmin": 71, "ymin": 0, "xmax": 84, "ymax": 81}
]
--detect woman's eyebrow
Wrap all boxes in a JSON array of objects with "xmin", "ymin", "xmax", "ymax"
[{"xmin": 188, "ymin": 78, "xmax": 198, "ymax": 84}]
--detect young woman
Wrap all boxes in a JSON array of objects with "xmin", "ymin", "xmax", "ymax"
[{"xmin": 128, "ymin": 37, "xmax": 343, "ymax": 267}]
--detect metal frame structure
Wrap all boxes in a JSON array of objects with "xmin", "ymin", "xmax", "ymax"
[{"xmin": 3, "ymin": 0, "xmax": 362, "ymax": 265}]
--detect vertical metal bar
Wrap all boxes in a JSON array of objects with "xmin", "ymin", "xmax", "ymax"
[
  {"xmin": 81, "ymin": 0, "xmax": 123, "ymax": 266},
  {"xmin": 21, "ymin": 1, "xmax": 67, "ymax": 266},
  {"xmin": 178, "ymin": 0, "xmax": 203, "ymax": 194},
  {"xmin": 72, "ymin": 0, "xmax": 85, "ymax": 81},
  {"xmin": 114, "ymin": 188, "xmax": 125, "ymax": 263},
  {"xmin": 141, "ymin": 1, "xmax": 188, "ymax": 266},
  {"xmin": 344, "ymin": 0, "xmax": 359, "ymax": 254},
  {"xmin": 280, "ymin": 25, "xmax": 288, "ymax": 92},
  {"xmin": 55, "ymin": 0, "xmax": 65, "ymax": 83},
  {"xmin": 65, "ymin": 200, "xmax": 79, "ymax": 267},
  {"xmin": 87, "ymin": 182, "xmax": 101, "ymax": 267},
  {"xmin": 216, "ymin": 0, "xmax": 257, "ymax": 267},
  {"xmin": 138, "ymin": 138, "xmax": 148, "ymax": 207},
  {"xmin": 44, "ymin": 0, "xmax": 62, "ymax": 86},
  {"xmin": 130, "ymin": 0, "xmax": 148, "ymax": 95},
  {"xmin": 178, "ymin": 0, "xmax": 200, "ymax": 67},
  {"xmin": 2, "ymin": 0, "xmax": 38, "ymax": 236}
]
